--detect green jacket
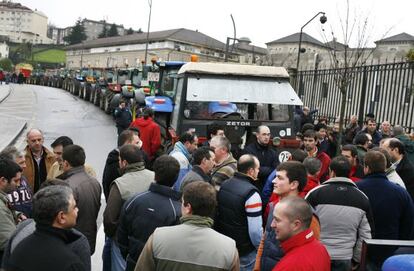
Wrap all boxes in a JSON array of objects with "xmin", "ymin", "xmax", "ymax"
[{"xmin": 0, "ymin": 191, "xmax": 17, "ymax": 251}]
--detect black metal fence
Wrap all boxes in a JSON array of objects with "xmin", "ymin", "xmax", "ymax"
[{"xmin": 293, "ymin": 61, "xmax": 414, "ymax": 132}]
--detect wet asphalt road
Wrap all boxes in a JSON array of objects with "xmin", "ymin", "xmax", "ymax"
[{"xmin": 10, "ymin": 83, "xmax": 117, "ymax": 271}]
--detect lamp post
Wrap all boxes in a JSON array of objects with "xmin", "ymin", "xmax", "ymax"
[
  {"xmin": 296, "ymin": 12, "xmax": 327, "ymax": 71},
  {"xmin": 144, "ymin": 0, "xmax": 153, "ymax": 64}
]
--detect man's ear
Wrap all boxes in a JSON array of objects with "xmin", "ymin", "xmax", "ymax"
[
  {"xmin": 182, "ymin": 201, "xmax": 192, "ymax": 216},
  {"xmin": 290, "ymin": 180, "xmax": 299, "ymax": 191},
  {"xmin": 55, "ymin": 211, "xmax": 66, "ymax": 225}
]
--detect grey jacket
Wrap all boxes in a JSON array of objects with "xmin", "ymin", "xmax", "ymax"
[
  {"xmin": 59, "ymin": 166, "xmax": 101, "ymax": 254},
  {"xmin": 305, "ymin": 177, "xmax": 373, "ymax": 262}
]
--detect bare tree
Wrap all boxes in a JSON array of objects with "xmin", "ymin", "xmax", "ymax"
[{"xmin": 320, "ymin": 0, "xmax": 392, "ymax": 154}]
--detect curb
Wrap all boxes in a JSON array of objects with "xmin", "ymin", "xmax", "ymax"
[
  {"xmin": 2, "ymin": 121, "xmax": 27, "ymax": 151},
  {"xmin": 0, "ymin": 84, "xmax": 12, "ymax": 104}
]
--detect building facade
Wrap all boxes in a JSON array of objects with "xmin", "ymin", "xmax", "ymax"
[
  {"xmin": 65, "ymin": 28, "xmax": 263, "ymax": 69},
  {"xmin": 266, "ymin": 32, "xmax": 414, "ymax": 70},
  {"xmin": 0, "ymin": 1, "xmax": 52, "ymax": 44},
  {"xmin": 81, "ymin": 19, "xmax": 125, "ymax": 41}
]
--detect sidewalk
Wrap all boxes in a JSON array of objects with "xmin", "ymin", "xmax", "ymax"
[{"xmin": 0, "ymin": 84, "xmax": 27, "ymax": 152}]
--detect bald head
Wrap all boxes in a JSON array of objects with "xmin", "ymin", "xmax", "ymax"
[
  {"xmin": 279, "ymin": 197, "xmax": 312, "ymax": 228},
  {"xmin": 26, "ymin": 128, "xmax": 45, "ymax": 154},
  {"xmin": 237, "ymin": 154, "xmax": 260, "ymax": 179},
  {"xmin": 271, "ymin": 196, "xmax": 313, "ymax": 241}
]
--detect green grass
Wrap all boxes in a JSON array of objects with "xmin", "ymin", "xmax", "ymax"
[{"xmin": 33, "ymin": 49, "xmax": 66, "ymax": 63}]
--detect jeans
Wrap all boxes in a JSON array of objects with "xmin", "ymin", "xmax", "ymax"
[
  {"xmin": 331, "ymin": 259, "xmax": 352, "ymax": 271},
  {"xmin": 102, "ymin": 236, "xmax": 112, "ymax": 271},
  {"xmin": 240, "ymin": 250, "xmax": 257, "ymax": 271},
  {"xmin": 111, "ymin": 241, "xmax": 126, "ymax": 271}
]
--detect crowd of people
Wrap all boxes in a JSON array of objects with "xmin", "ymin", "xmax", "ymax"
[{"xmin": 1, "ymin": 105, "xmax": 414, "ymax": 271}]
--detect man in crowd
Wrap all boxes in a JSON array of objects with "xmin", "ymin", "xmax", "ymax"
[
  {"xmin": 373, "ymin": 147, "xmax": 405, "ymax": 189},
  {"xmin": 102, "ymin": 130, "xmax": 143, "ymax": 201},
  {"xmin": 381, "ymin": 138, "xmax": 414, "ymax": 200},
  {"xmin": 101, "ymin": 129, "xmax": 143, "ymax": 270},
  {"xmin": 117, "ymin": 155, "xmax": 181, "ymax": 271},
  {"xmin": 393, "ymin": 125, "xmax": 414, "ymax": 164},
  {"xmin": 271, "ymin": 197, "xmax": 330, "ymax": 271},
  {"xmin": 203, "ymin": 124, "xmax": 225, "ymax": 146},
  {"xmin": 353, "ymin": 133, "xmax": 372, "ymax": 166},
  {"xmin": 303, "ymin": 129, "xmax": 330, "ymax": 182},
  {"xmin": 306, "ymin": 156, "xmax": 373, "ymax": 271},
  {"xmin": 216, "ymin": 154, "xmax": 262, "ymax": 270},
  {"xmin": 210, "ymin": 135, "xmax": 237, "ymax": 189},
  {"xmin": 129, "ymin": 107, "xmax": 161, "ymax": 161},
  {"xmin": 358, "ymin": 118, "xmax": 382, "ymax": 146},
  {"xmin": 380, "ymin": 121, "xmax": 392, "ymax": 139},
  {"xmin": 0, "ymin": 159, "xmax": 22, "ymax": 265},
  {"xmin": 301, "ymin": 157, "xmax": 321, "ymax": 197},
  {"xmin": 180, "ymin": 146, "xmax": 215, "ymax": 191},
  {"xmin": 0, "ymin": 147, "xmax": 33, "ymax": 217},
  {"xmin": 58, "ymin": 145, "xmax": 101, "ymax": 255},
  {"xmin": 170, "ymin": 133, "xmax": 198, "ymax": 188},
  {"xmin": 136, "ymin": 181, "xmax": 239, "ymax": 271},
  {"xmin": 7, "ymin": 185, "xmax": 86, "ymax": 271},
  {"xmin": 104, "ymin": 145, "xmax": 154, "ymax": 271},
  {"xmin": 341, "ymin": 144, "xmax": 364, "ymax": 181},
  {"xmin": 114, "ymin": 99, "xmax": 132, "ymax": 135},
  {"xmin": 23, "ymin": 129, "xmax": 55, "ymax": 193},
  {"xmin": 48, "ymin": 136, "xmax": 96, "ymax": 179},
  {"xmin": 255, "ymin": 161, "xmax": 321, "ymax": 271},
  {"xmin": 244, "ymin": 125, "xmax": 278, "ymax": 194},
  {"xmin": 2, "ymin": 179, "xmax": 91, "ymax": 271},
  {"xmin": 357, "ymin": 151, "xmax": 414, "ymax": 269},
  {"xmin": 344, "ymin": 115, "xmax": 359, "ymax": 144}
]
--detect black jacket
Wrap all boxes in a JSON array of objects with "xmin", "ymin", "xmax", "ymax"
[
  {"xmin": 6, "ymin": 224, "xmax": 86, "ymax": 271},
  {"xmin": 117, "ymin": 183, "xmax": 181, "ymax": 271},
  {"xmin": 395, "ymin": 155, "xmax": 414, "ymax": 201},
  {"xmin": 114, "ymin": 107, "xmax": 132, "ymax": 129},
  {"xmin": 216, "ymin": 172, "xmax": 259, "ymax": 256},
  {"xmin": 102, "ymin": 149, "xmax": 121, "ymax": 201},
  {"xmin": 244, "ymin": 141, "xmax": 278, "ymax": 188}
]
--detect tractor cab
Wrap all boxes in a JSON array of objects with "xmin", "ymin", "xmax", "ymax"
[{"xmin": 166, "ymin": 62, "xmax": 303, "ymax": 161}]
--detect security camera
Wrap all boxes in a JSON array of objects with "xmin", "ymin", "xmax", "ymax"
[{"xmin": 320, "ymin": 15, "xmax": 327, "ymax": 24}]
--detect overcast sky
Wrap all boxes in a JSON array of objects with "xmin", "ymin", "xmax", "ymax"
[{"xmin": 21, "ymin": 0, "xmax": 413, "ymax": 47}]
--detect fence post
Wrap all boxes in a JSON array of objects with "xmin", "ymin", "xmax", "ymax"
[{"xmin": 358, "ymin": 66, "xmax": 369, "ymax": 126}]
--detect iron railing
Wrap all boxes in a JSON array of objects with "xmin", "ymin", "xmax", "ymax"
[{"xmin": 293, "ymin": 61, "xmax": 414, "ymax": 132}]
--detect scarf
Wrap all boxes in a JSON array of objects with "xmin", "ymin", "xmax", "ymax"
[{"xmin": 180, "ymin": 215, "xmax": 214, "ymax": 228}]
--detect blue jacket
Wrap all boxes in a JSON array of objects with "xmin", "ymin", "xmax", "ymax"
[{"xmin": 357, "ymin": 173, "xmax": 414, "ymax": 265}]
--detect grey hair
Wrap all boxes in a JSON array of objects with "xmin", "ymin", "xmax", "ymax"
[
  {"xmin": 210, "ymin": 135, "xmax": 231, "ymax": 153},
  {"xmin": 26, "ymin": 128, "xmax": 44, "ymax": 138},
  {"xmin": 393, "ymin": 125, "xmax": 405, "ymax": 137},
  {"xmin": 32, "ymin": 185, "xmax": 73, "ymax": 226},
  {"xmin": 303, "ymin": 157, "xmax": 322, "ymax": 175},
  {"xmin": 0, "ymin": 146, "xmax": 25, "ymax": 161}
]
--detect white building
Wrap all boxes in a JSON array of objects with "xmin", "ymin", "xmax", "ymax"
[{"xmin": 0, "ymin": 1, "xmax": 52, "ymax": 44}]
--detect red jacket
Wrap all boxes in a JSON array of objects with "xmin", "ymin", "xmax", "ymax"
[
  {"xmin": 314, "ymin": 150, "xmax": 331, "ymax": 182},
  {"xmin": 299, "ymin": 175, "xmax": 320, "ymax": 198},
  {"xmin": 273, "ymin": 229, "xmax": 331, "ymax": 271},
  {"xmin": 130, "ymin": 117, "xmax": 161, "ymax": 160}
]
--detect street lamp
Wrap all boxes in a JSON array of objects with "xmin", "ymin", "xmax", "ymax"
[
  {"xmin": 296, "ymin": 12, "xmax": 327, "ymax": 71},
  {"xmin": 144, "ymin": 0, "xmax": 153, "ymax": 64},
  {"xmin": 224, "ymin": 37, "xmax": 243, "ymax": 62}
]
